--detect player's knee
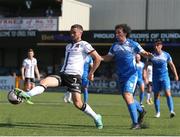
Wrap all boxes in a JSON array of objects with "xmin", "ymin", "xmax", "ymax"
[
  {"xmin": 79, "ymin": 103, "xmax": 86, "ymax": 111},
  {"xmin": 154, "ymin": 92, "xmax": 160, "ymax": 99},
  {"xmin": 40, "ymin": 79, "xmax": 45, "ymax": 85},
  {"xmin": 73, "ymin": 102, "xmax": 81, "ymax": 109},
  {"xmin": 123, "ymin": 93, "xmax": 134, "ymax": 104},
  {"xmin": 31, "ymin": 83, "xmax": 35, "ymax": 89},
  {"xmin": 165, "ymin": 91, "xmax": 171, "ymax": 96}
]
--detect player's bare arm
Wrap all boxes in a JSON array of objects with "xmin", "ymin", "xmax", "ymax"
[
  {"xmin": 101, "ymin": 54, "xmax": 113, "ymax": 62},
  {"xmin": 89, "ymin": 60, "xmax": 94, "ymax": 74},
  {"xmin": 88, "ymin": 50, "xmax": 101, "ymax": 81},
  {"xmin": 143, "ymin": 63, "xmax": 149, "ymax": 84},
  {"xmin": 21, "ymin": 66, "xmax": 25, "ymax": 80},
  {"xmin": 140, "ymin": 51, "xmax": 154, "ymax": 59},
  {"xmin": 168, "ymin": 61, "xmax": 179, "ymax": 81}
]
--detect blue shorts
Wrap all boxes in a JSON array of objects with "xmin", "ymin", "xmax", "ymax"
[
  {"xmin": 119, "ymin": 73, "xmax": 138, "ymax": 94},
  {"xmin": 153, "ymin": 76, "xmax": 171, "ymax": 93},
  {"xmin": 82, "ymin": 77, "xmax": 90, "ymax": 87},
  {"xmin": 137, "ymin": 79, "xmax": 144, "ymax": 87}
]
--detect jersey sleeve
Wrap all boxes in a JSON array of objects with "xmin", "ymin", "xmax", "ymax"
[
  {"xmin": 34, "ymin": 58, "xmax": 37, "ymax": 65},
  {"xmin": 22, "ymin": 59, "xmax": 26, "ymax": 67},
  {"xmin": 134, "ymin": 41, "xmax": 144, "ymax": 54},
  {"xmin": 166, "ymin": 52, "xmax": 172, "ymax": 62},
  {"xmin": 142, "ymin": 62, "xmax": 145, "ymax": 68},
  {"xmin": 84, "ymin": 42, "xmax": 95, "ymax": 54},
  {"xmin": 108, "ymin": 43, "xmax": 116, "ymax": 56}
]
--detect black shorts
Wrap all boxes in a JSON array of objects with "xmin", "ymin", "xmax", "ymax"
[
  {"xmin": 51, "ymin": 73, "xmax": 82, "ymax": 93},
  {"xmin": 25, "ymin": 78, "xmax": 35, "ymax": 83},
  {"xmin": 147, "ymin": 82, "xmax": 152, "ymax": 86}
]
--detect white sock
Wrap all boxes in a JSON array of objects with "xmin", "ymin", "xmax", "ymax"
[
  {"xmin": 66, "ymin": 91, "xmax": 71, "ymax": 100},
  {"xmin": 147, "ymin": 93, "xmax": 150, "ymax": 100},
  {"xmin": 27, "ymin": 86, "xmax": 45, "ymax": 97},
  {"xmin": 67, "ymin": 92, "xmax": 72, "ymax": 101},
  {"xmin": 83, "ymin": 104, "xmax": 98, "ymax": 120}
]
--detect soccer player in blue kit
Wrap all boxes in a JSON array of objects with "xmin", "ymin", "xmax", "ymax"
[
  {"xmin": 101, "ymin": 24, "xmax": 153, "ymax": 129},
  {"xmin": 82, "ymin": 55, "xmax": 93, "ymax": 103},
  {"xmin": 149, "ymin": 40, "xmax": 179, "ymax": 118},
  {"xmin": 135, "ymin": 54, "xmax": 145, "ymax": 107}
]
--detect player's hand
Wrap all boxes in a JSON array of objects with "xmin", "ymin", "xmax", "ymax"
[
  {"xmin": 88, "ymin": 73, "xmax": 94, "ymax": 81},
  {"xmin": 22, "ymin": 76, "xmax": 25, "ymax": 80},
  {"xmin": 147, "ymin": 52, "xmax": 154, "ymax": 58},
  {"xmin": 175, "ymin": 75, "xmax": 179, "ymax": 81}
]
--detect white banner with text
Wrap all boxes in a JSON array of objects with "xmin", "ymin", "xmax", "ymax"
[{"xmin": 0, "ymin": 17, "xmax": 58, "ymax": 31}]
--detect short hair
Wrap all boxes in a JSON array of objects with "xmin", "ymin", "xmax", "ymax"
[
  {"xmin": 115, "ymin": 24, "xmax": 131, "ymax": 38},
  {"xmin": 154, "ymin": 40, "xmax": 163, "ymax": 46},
  {"xmin": 71, "ymin": 24, "xmax": 83, "ymax": 31},
  {"xmin": 28, "ymin": 48, "xmax": 34, "ymax": 52}
]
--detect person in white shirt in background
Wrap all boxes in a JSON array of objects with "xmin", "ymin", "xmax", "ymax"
[
  {"xmin": 143, "ymin": 61, "xmax": 153, "ymax": 105},
  {"xmin": 21, "ymin": 48, "xmax": 40, "ymax": 91}
]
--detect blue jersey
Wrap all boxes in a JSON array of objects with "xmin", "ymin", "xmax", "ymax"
[
  {"xmin": 151, "ymin": 51, "xmax": 172, "ymax": 80},
  {"xmin": 108, "ymin": 39, "xmax": 144, "ymax": 80},
  {"xmin": 82, "ymin": 56, "xmax": 93, "ymax": 79},
  {"xmin": 136, "ymin": 61, "xmax": 145, "ymax": 80}
]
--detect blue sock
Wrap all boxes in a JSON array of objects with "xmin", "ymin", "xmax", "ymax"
[
  {"xmin": 140, "ymin": 92, "xmax": 145, "ymax": 104},
  {"xmin": 154, "ymin": 98, "xmax": 160, "ymax": 113},
  {"xmin": 134, "ymin": 99, "xmax": 143, "ymax": 113},
  {"xmin": 127, "ymin": 103, "xmax": 138, "ymax": 124},
  {"xmin": 83, "ymin": 88, "xmax": 88, "ymax": 103},
  {"xmin": 166, "ymin": 96, "xmax": 174, "ymax": 112}
]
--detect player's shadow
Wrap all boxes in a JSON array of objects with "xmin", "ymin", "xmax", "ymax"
[
  {"xmin": 0, "ymin": 122, "xmax": 93, "ymax": 130},
  {"xmin": 0, "ymin": 122, "xmax": 41, "ymax": 128}
]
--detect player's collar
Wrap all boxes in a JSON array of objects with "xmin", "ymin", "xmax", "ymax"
[
  {"xmin": 118, "ymin": 39, "xmax": 128, "ymax": 45},
  {"xmin": 154, "ymin": 50, "xmax": 163, "ymax": 55},
  {"xmin": 72, "ymin": 40, "xmax": 82, "ymax": 44}
]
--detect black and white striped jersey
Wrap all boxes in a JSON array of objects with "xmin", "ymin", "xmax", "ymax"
[
  {"xmin": 60, "ymin": 40, "xmax": 94, "ymax": 77},
  {"xmin": 22, "ymin": 57, "xmax": 37, "ymax": 78}
]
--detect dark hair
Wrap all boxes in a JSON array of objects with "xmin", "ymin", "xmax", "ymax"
[
  {"xmin": 71, "ymin": 24, "xmax": 83, "ymax": 31},
  {"xmin": 154, "ymin": 40, "xmax": 163, "ymax": 46},
  {"xmin": 28, "ymin": 48, "xmax": 34, "ymax": 52},
  {"xmin": 115, "ymin": 24, "xmax": 131, "ymax": 38}
]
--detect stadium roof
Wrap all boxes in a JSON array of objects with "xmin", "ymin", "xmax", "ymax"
[{"xmin": 0, "ymin": 0, "xmax": 62, "ymax": 9}]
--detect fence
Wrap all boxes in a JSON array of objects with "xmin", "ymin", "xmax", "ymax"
[{"xmin": 1, "ymin": 76, "xmax": 180, "ymax": 96}]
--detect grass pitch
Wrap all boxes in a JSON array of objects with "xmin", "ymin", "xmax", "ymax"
[{"xmin": 0, "ymin": 91, "xmax": 180, "ymax": 136}]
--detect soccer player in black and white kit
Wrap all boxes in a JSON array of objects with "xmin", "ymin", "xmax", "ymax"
[
  {"xmin": 21, "ymin": 49, "xmax": 40, "ymax": 91},
  {"xmin": 15, "ymin": 24, "xmax": 103, "ymax": 129}
]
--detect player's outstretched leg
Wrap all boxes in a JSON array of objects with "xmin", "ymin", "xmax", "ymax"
[
  {"xmin": 23, "ymin": 76, "xmax": 59, "ymax": 98},
  {"xmin": 14, "ymin": 88, "xmax": 34, "ymax": 104}
]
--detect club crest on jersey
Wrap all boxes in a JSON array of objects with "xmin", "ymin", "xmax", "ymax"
[{"xmin": 75, "ymin": 44, "xmax": 80, "ymax": 48}]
